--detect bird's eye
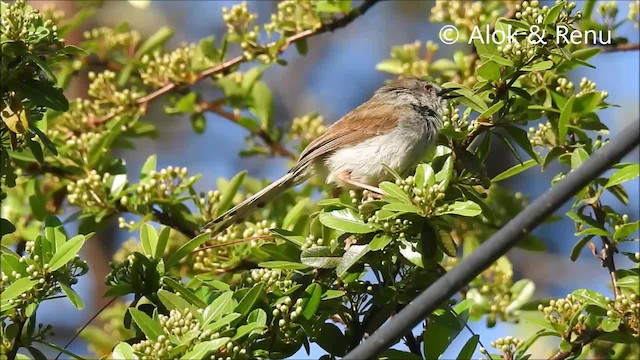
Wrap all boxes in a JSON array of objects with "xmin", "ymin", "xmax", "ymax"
[{"xmin": 422, "ymin": 83, "xmax": 433, "ymax": 93}]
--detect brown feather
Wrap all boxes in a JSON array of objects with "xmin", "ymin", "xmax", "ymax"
[{"xmin": 291, "ymin": 101, "xmax": 398, "ymax": 173}]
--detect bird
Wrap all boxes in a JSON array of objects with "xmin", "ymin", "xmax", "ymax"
[{"xmin": 202, "ymin": 77, "xmax": 459, "ymax": 234}]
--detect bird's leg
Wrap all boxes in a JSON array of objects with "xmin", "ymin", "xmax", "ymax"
[{"xmin": 337, "ymin": 171, "xmax": 385, "ymax": 198}]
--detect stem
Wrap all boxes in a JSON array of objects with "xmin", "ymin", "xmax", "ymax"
[
  {"xmin": 6, "ymin": 318, "xmax": 25, "ymax": 360},
  {"xmin": 403, "ymin": 331, "xmax": 422, "ymax": 356},
  {"xmin": 591, "ymin": 201, "xmax": 621, "ymax": 300}
]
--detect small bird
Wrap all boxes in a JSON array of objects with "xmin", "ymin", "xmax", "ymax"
[{"xmin": 203, "ymin": 77, "xmax": 459, "ymax": 234}]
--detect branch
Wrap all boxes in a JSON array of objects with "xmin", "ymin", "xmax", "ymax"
[
  {"xmin": 97, "ymin": 0, "xmax": 379, "ymax": 124},
  {"xmin": 198, "ymin": 100, "xmax": 296, "ymax": 159},
  {"xmin": 600, "ymin": 43, "xmax": 640, "ymax": 53},
  {"xmin": 547, "ymin": 329, "xmax": 604, "ymax": 360},
  {"xmin": 590, "ymin": 201, "xmax": 621, "ymax": 300}
]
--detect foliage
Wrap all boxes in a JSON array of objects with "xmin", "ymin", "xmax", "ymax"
[{"xmin": 1, "ymin": 0, "xmax": 639, "ymax": 359}]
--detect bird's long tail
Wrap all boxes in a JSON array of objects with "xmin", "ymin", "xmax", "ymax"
[{"xmin": 202, "ymin": 171, "xmax": 300, "ymax": 235}]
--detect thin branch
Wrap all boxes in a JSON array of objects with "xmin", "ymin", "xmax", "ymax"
[
  {"xmin": 600, "ymin": 42, "xmax": 640, "ymax": 53},
  {"xmin": 590, "ymin": 201, "xmax": 621, "ymax": 300},
  {"xmin": 547, "ymin": 329, "xmax": 604, "ymax": 360},
  {"xmin": 198, "ymin": 100, "xmax": 296, "ymax": 159},
  {"xmin": 54, "ymin": 297, "xmax": 118, "ymax": 360},
  {"xmin": 190, "ymin": 235, "xmax": 273, "ymax": 254}
]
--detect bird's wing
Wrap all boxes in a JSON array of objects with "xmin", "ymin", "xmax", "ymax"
[{"xmin": 291, "ymin": 101, "xmax": 397, "ymax": 173}]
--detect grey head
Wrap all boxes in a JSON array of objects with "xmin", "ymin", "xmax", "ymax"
[{"xmin": 373, "ymin": 77, "xmax": 457, "ymax": 126}]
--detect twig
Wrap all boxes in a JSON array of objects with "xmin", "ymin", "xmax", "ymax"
[
  {"xmin": 150, "ymin": 207, "xmax": 197, "ymax": 238},
  {"xmin": 198, "ymin": 100, "xmax": 296, "ymax": 159},
  {"xmin": 547, "ymin": 329, "xmax": 604, "ymax": 360},
  {"xmin": 590, "ymin": 201, "xmax": 621, "ymax": 300},
  {"xmin": 54, "ymin": 296, "xmax": 118, "ymax": 360},
  {"xmin": 190, "ymin": 235, "xmax": 273, "ymax": 254},
  {"xmin": 600, "ymin": 42, "xmax": 640, "ymax": 53}
]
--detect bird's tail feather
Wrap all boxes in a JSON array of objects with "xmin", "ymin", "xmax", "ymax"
[{"xmin": 202, "ymin": 172, "xmax": 298, "ymax": 235}]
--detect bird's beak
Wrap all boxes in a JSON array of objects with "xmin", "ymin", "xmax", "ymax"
[{"xmin": 437, "ymin": 87, "xmax": 462, "ymax": 100}]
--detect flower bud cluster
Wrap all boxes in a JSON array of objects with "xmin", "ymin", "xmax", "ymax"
[
  {"xmin": 264, "ymin": 0, "xmax": 322, "ymax": 36},
  {"xmin": 630, "ymin": 1, "xmax": 640, "ymax": 28},
  {"xmin": 610, "ymin": 293, "xmax": 639, "ymax": 337},
  {"xmin": 199, "ymin": 190, "xmax": 222, "ymax": 222},
  {"xmin": 497, "ymin": 40, "xmax": 537, "ymax": 63},
  {"xmin": 0, "ymin": 249, "xmax": 86, "ymax": 319},
  {"xmin": 244, "ymin": 268, "xmax": 296, "ymax": 294},
  {"xmin": 300, "ymin": 234, "xmax": 337, "ymax": 251},
  {"xmin": 442, "ymin": 106, "xmax": 478, "ymax": 135},
  {"xmin": 290, "ymin": 113, "xmax": 326, "ymax": 147},
  {"xmin": 466, "ymin": 261, "xmax": 516, "ymax": 326},
  {"xmin": 598, "ymin": 1, "xmax": 619, "ymax": 19},
  {"xmin": 126, "ymin": 166, "xmax": 197, "ymax": 207},
  {"xmin": 88, "ymin": 71, "xmax": 141, "ymax": 106},
  {"xmin": 223, "ymin": 2, "xmax": 258, "ymax": 40},
  {"xmin": 555, "ymin": 77, "xmax": 575, "ymax": 96},
  {"xmin": 193, "ymin": 220, "xmax": 272, "ymax": 272},
  {"xmin": 528, "ymin": 122, "xmax": 554, "ymax": 147},
  {"xmin": 1, "ymin": 0, "xmax": 63, "ymax": 48},
  {"xmin": 272, "ymin": 296, "xmax": 305, "ymax": 340},
  {"xmin": 67, "ymin": 170, "xmax": 110, "ymax": 211},
  {"xmin": 538, "ymin": 294, "xmax": 583, "ymax": 326},
  {"xmin": 490, "ymin": 336, "xmax": 523, "ymax": 358},
  {"xmin": 83, "ymin": 27, "xmax": 141, "ymax": 52},
  {"xmin": 140, "ymin": 45, "xmax": 198, "ymax": 87},
  {"xmin": 431, "ymin": 1, "xmax": 502, "ymax": 34}
]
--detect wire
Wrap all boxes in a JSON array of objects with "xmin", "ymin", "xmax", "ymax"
[{"xmin": 344, "ymin": 120, "xmax": 640, "ymax": 359}]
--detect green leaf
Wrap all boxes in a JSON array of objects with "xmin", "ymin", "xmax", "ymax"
[
  {"xmin": 601, "ymin": 317, "xmax": 621, "ymax": 332},
  {"xmin": 158, "ymin": 289, "xmax": 192, "ymax": 311},
  {"xmin": 180, "ymin": 338, "xmax": 229, "ymax": 360},
  {"xmin": 605, "ymin": 164, "xmax": 639, "ymax": 188},
  {"xmin": 381, "ymin": 203, "xmax": 421, "ymax": 214},
  {"xmin": 370, "ymin": 233, "xmax": 392, "ymax": 251},
  {"xmin": 457, "ymin": 335, "xmax": 479, "ymax": 360},
  {"xmin": 480, "ymin": 100, "xmax": 505, "ymax": 119},
  {"xmin": 129, "ymin": 308, "xmax": 163, "ymax": 340},
  {"xmin": 570, "ymin": 148, "xmax": 589, "ymax": 169},
  {"xmin": 47, "ymin": 235, "xmax": 85, "ymax": 271},
  {"xmin": 414, "ymin": 164, "xmax": 435, "ymax": 190},
  {"xmin": 249, "ymin": 81, "xmax": 274, "ymax": 131},
  {"xmin": 504, "ymin": 125, "xmax": 542, "ymax": 164},
  {"xmin": 315, "ymin": 322, "xmax": 348, "ymax": 356},
  {"xmin": 216, "ymin": 171, "xmax": 246, "ymax": 216},
  {"xmin": 437, "ymin": 201, "xmax": 482, "ymax": 217},
  {"xmin": 423, "ymin": 308, "xmax": 465, "ymax": 359},
  {"xmin": 294, "ymin": 39, "xmax": 308, "ymax": 55},
  {"xmin": 315, "ymin": 0, "xmax": 352, "ymax": 13},
  {"xmin": 204, "ymin": 313, "xmax": 241, "ymax": 332},
  {"xmin": 60, "ymin": 282, "xmax": 84, "ymax": 310},
  {"xmin": 570, "ymin": 235, "xmax": 593, "ymax": 261},
  {"xmin": 190, "ymin": 113, "xmax": 206, "ymax": 134},
  {"xmin": 282, "ymin": 199, "xmax": 309, "ymax": 230},
  {"xmin": 544, "ymin": 2, "xmax": 564, "ymax": 24},
  {"xmin": 112, "ymin": 342, "xmax": 138, "ymax": 360},
  {"xmin": 505, "ymin": 279, "xmax": 536, "ymax": 314},
  {"xmin": 379, "ymin": 181, "xmax": 411, "ymax": 203},
  {"xmin": 319, "ymin": 209, "xmax": 380, "ymax": 234},
  {"xmin": 270, "ymin": 228, "xmax": 305, "ymax": 247},
  {"xmin": 617, "ymin": 276, "xmax": 639, "ymax": 291},
  {"xmin": 492, "ymin": 159, "xmax": 537, "ymax": 182},
  {"xmin": 613, "ymin": 221, "xmax": 639, "ymax": 241},
  {"xmin": 558, "ymin": 96, "xmax": 575, "ymax": 145},
  {"xmin": 321, "ymin": 289, "xmax": 346, "ymax": 300},
  {"xmin": 135, "ymin": 26, "xmax": 174, "ymax": 58},
  {"xmin": 572, "ymin": 288, "xmax": 608, "ymax": 309},
  {"xmin": 0, "ymin": 218, "xmax": 16, "ymax": 237},
  {"xmin": 163, "ymin": 277, "xmax": 207, "ymax": 308},
  {"xmin": 15, "ymin": 79, "xmax": 69, "ymax": 111},
  {"xmin": 140, "ymin": 155, "xmax": 157, "ymax": 179},
  {"xmin": 522, "ymin": 60, "xmax": 554, "ymax": 72},
  {"xmin": 140, "ymin": 224, "xmax": 158, "ymax": 257},
  {"xmin": 300, "ymin": 246, "xmax": 342, "ymax": 269},
  {"xmin": 477, "ymin": 60, "xmax": 500, "ymax": 81},
  {"xmin": 203, "ymin": 291, "xmax": 235, "ymax": 325},
  {"xmin": 336, "ymin": 244, "xmax": 370, "ymax": 277},
  {"xmin": 376, "ymin": 59, "xmax": 404, "ymax": 75},
  {"xmin": 235, "ymin": 283, "xmax": 264, "ymax": 317},
  {"xmin": 28, "ymin": 54, "xmax": 57, "ymax": 82},
  {"xmin": 303, "ymin": 283, "xmax": 322, "ymax": 319},
  {"xmin": 258, "ymin": 261, "xmax": 309, "ymax": 270},
  {"xmin": 155, "ymin": 227, "xmax": 170, "ymax": 259},
  {"xmin": 1, "ymin": 278, "xmax": 38, "ymax": 301},
  {"xmin": 166, "ymin": 232, "xmax": 210, "ymax": 267}
]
